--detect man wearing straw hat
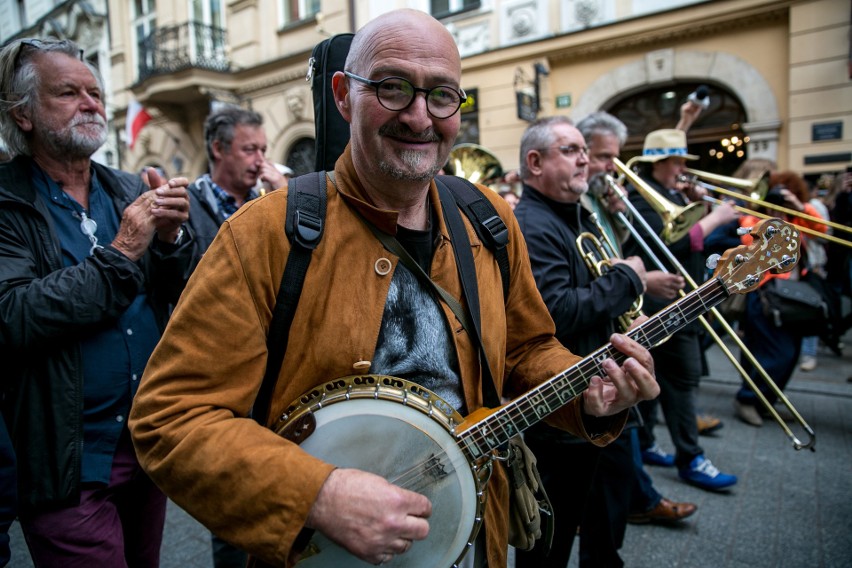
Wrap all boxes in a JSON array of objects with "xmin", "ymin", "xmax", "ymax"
[{"xmin": 624, "ymin": 129, "xmax": 740, "ymax": 491}]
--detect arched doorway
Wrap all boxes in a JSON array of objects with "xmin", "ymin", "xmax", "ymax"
[
  {"xmin": 285, "ymin": 137, "xmax": 316, "ymax": 176},
  {"xmin": 572, "ymin": 49, "xmax": 782, "ymax": 172},
  {"xmin": 607, "ymin": 82, "xmax": 749, "ymax": 175}
]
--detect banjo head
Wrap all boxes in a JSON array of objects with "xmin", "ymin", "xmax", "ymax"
[{"xmin": 276, "ymin": 375, "xmax": 487, "ymax": 568}]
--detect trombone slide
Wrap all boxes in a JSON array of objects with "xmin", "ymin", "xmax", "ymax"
[
  {"xmin": 604, "ymin": 170, "xmax": 816, "ymax": 451},
  {"xmin": 701, "ymin": 194, "xmax": 852, "ymax": 248}
]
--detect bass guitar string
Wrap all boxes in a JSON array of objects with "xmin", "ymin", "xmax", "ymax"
[
  {"xmin": 384, "ymin": 238, "xmax": 788, "ymax": 491},
  {"xmin": 466, "ymin": 257, "xmax": 784, "ymax": 455}
]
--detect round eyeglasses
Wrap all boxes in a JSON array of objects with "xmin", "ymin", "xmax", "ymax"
[{"xmin": 344, "ymin": 71, "xmax": 466, "ymax": 119}]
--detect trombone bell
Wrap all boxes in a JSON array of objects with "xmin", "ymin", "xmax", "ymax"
[
  {"xmin": 614, "ymin": 157, "xmax": 705, "ymax": 244},
  {"xmin": 685, "ymin": 167, "xmax": 770, "ymax": 202}
]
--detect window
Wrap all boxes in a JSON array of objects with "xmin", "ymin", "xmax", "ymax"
[
  {"xmin": 281, "ymin": 0, "xmax": 321, "ymax": 27},
  {"xmin": 456, "ymin": 87, "xmax": 480, "ymax": 145},
  {"xmin": 132, "ymin": 0, "xmax": 157, "ymax": 77},
  {"xmin": 431, "ymin": 0, "xmax": 481, "ymax": 19},
  {"xmin": 191, "ymin": 0, "xmax": 226, "ymax": 62}
]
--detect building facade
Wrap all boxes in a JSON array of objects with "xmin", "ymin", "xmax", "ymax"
[
  {"xmin": 19, "ymin": 0, "xmax": 845, "ymax": 186},
  {"xmin": 453, "ymin": 0, "xmax": 850, "ymax": 184}
]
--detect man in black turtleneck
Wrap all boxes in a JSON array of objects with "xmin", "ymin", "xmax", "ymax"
[{"xmin": 513, "ymin": 116, "xmax": 647, "ymax": 568}]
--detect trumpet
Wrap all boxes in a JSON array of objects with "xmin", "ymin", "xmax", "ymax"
[
  {"xmin": 606, "ymin": 161, "xmax": 816, "ymax": 451},
  {"xmin": 576, "ymin": 213, "xmax": 645, "ymax": 333}
]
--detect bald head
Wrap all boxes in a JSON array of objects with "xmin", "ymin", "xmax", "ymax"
[
  {"xmin": 345, "ymin": 10, "xmax": 460, "ymax": 78},
  {"xmin": 331, "ymin": 9, "xmax": 463, "ymax": 208}
]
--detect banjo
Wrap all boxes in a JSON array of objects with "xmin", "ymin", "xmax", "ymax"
[{"xmin": 276, "ymin": 219, "xmax": 799, "ymax": 567}]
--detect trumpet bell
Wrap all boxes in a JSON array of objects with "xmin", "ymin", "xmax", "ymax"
[{"xmin": 448, "ymin": 144, "xmax": 503, "ymax": 186}]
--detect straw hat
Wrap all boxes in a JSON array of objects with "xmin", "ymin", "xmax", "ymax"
[{"xmin": 632, "ymin": 129, "xmax": 698, "ymax": 163}]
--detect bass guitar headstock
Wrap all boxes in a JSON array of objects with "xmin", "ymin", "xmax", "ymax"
[{"xmin": 712, "ymin": 218, "xmax": 800, "ymax": 295}]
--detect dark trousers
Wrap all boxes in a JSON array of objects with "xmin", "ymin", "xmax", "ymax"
[
  {"xmin": 515, "ymin": 431, "xmax": 601, "ymax": 568},
  {"xmin": 212, "ymin": 533, "xmax": 248, "ymax": 568},
  {"xmin": 628, "ymin": 429, "xmax": 661, "ymax": 514},
  {"xmin": 640, "ymin": 330, "xmax": 704, "ymax": 469},
  {"xmin": 737, "ymin": 292, "xmax": 802, "ymax": 406},
  {"xmin": 578, "ymin": 433, "xmax": 633, "ymax": 568},
  {"xmin": 20, "ymin": 429, "xmax": 166, "ymax": 568},
  {"xmin": 0, "ymin": 416, "xmax": 15, "ymax": 568}
]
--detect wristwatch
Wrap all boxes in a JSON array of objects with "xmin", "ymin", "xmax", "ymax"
[{"xmin": 173, "ymin": 226, "xmax": 185, "ymax": 245}]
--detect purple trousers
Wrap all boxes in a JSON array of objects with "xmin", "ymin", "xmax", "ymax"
[{"xmin": 19, "ymin": 430, "xmax": 167, "ymax": 568}]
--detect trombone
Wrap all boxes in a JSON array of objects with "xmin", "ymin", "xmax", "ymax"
[
  {"xmin": 685, "ymin": 167, "xmax": 771, "ymax": 202},
  {"xmin": 622, "ymin": 168, "xmax": 705, "ymax": 244},
  {"xmin": 684, "ymin": 168, "xmax": 852, "ymax": 248},
  {"xmin": 606, "ymin": 158, "xmax": 816, "ymax": 451}
]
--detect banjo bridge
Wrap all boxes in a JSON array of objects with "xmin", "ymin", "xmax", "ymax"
[{"xmin": 424, "ymin": 454, "xmax": 449, "ymax": 480}]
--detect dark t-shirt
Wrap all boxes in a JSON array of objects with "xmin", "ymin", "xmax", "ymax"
[{"xmin": 370, "ymin": 217, "xmax": 466, "ymax": 413}]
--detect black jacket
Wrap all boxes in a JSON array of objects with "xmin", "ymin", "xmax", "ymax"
[
  {"xmin": 0, "ymin": 155, "xmax": 194, "ymax": 510},
  {"xmin": 515, "ymin": 185, "xmax": 643, "ymax": 356},
  {"xmin": 186, "ymin": 177, "xmax": 230, "ymax": 257},
  {"xmin": 515, "ymin": 185, "xmax": 644, "ymax": 443}
]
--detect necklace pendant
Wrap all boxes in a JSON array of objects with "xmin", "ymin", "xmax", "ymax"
[
  {"xmin": 79, "ymin": 212, "xmax": 98, "ymax": 237},
  {"xmin": 78, "ymin": 211, "xmax": 102, "ymax": 255}
]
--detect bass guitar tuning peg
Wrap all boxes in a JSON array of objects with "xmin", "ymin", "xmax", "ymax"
[{"xmin": 705, "ymin": 253, "xmax": 721, "ymax": 270}]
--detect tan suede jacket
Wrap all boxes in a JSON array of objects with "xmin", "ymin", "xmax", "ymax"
[{"xmin": 129, "ymin": 145, "xmax": 625, "ymax": 567}]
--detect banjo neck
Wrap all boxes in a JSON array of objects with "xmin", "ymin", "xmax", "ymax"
[
  {"xmin": 457, "ymin": 217, "xmax": 800, "ymax": 460},
  {"xmin": 457, "ymin": 276, "xmax": 729, "ymax": 460}
]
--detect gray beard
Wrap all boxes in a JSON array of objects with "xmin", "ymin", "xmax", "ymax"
[
  {"xmin": 39, "ymin": 116, "xmax": 107, "ymax": 159},
  {"xmin": 570, "ymin": 181, "xmax": 589, "ymax": 196},
  {"xmin": 379, "ymin": 150, "xmax": 442, "ymax": 182}
]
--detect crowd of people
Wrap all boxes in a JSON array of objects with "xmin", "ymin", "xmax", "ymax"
[{"xmin": 0, "ymin": 8, "xmax": 849, "ymax": 568}]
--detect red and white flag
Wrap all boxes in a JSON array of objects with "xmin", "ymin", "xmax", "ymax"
[{"xmin": 125, "ymin": 99, "xmax": 151, "ymax": 150}]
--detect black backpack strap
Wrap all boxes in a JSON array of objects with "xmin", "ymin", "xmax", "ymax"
[
  {"xmin": 435, "ymin": 179, "xmax": 501, "ymax": 409},
  {"xmin": 251, "ymin": 171, "xmax": 327, "ymax": 425},
  {"xmin": 437, "ymin": 175, "xmax": 510, "ymax": 301}
]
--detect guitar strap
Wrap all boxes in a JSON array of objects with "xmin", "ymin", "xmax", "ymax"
[
  {"xmin": 434, "ymin": 178, "xmax": 502, "ymax": 408},
  {"xmin": 251, "ymin": 171, "xmax": 326, "ymax": 426},
  {"xmin": 252, "ymin": 173, "xmax": 510, "ymax": 418},
  {"xmin": 437, "ymin": 175, "xmax": 510, "ymax": 304}
]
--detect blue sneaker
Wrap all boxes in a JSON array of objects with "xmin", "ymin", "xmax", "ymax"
[
  {"xmin": 641, "ymin": 443, "xmax": 675, "ymax": 467},
  {"xmin": 679, "ymin": 455, "xmax": 737, "ymax": 490}
]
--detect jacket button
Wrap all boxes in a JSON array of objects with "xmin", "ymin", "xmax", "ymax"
[
  {"xmin": 352, "ymin": 360, "xmax": 371, "ymax": 373},
  {"xmin": 374, "ymin": 258, "xmax": 392, "ymax": 276}
]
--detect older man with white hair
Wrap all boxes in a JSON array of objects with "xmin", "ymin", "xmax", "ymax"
[{"xmin": 0, "ymin": 37, "xmax": 192, "ymax": 565}]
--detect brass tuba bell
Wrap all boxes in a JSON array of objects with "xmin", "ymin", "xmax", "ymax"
[{"xmin": 447, "ymin": 144, "xmax": 503, "ymax": 187}]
